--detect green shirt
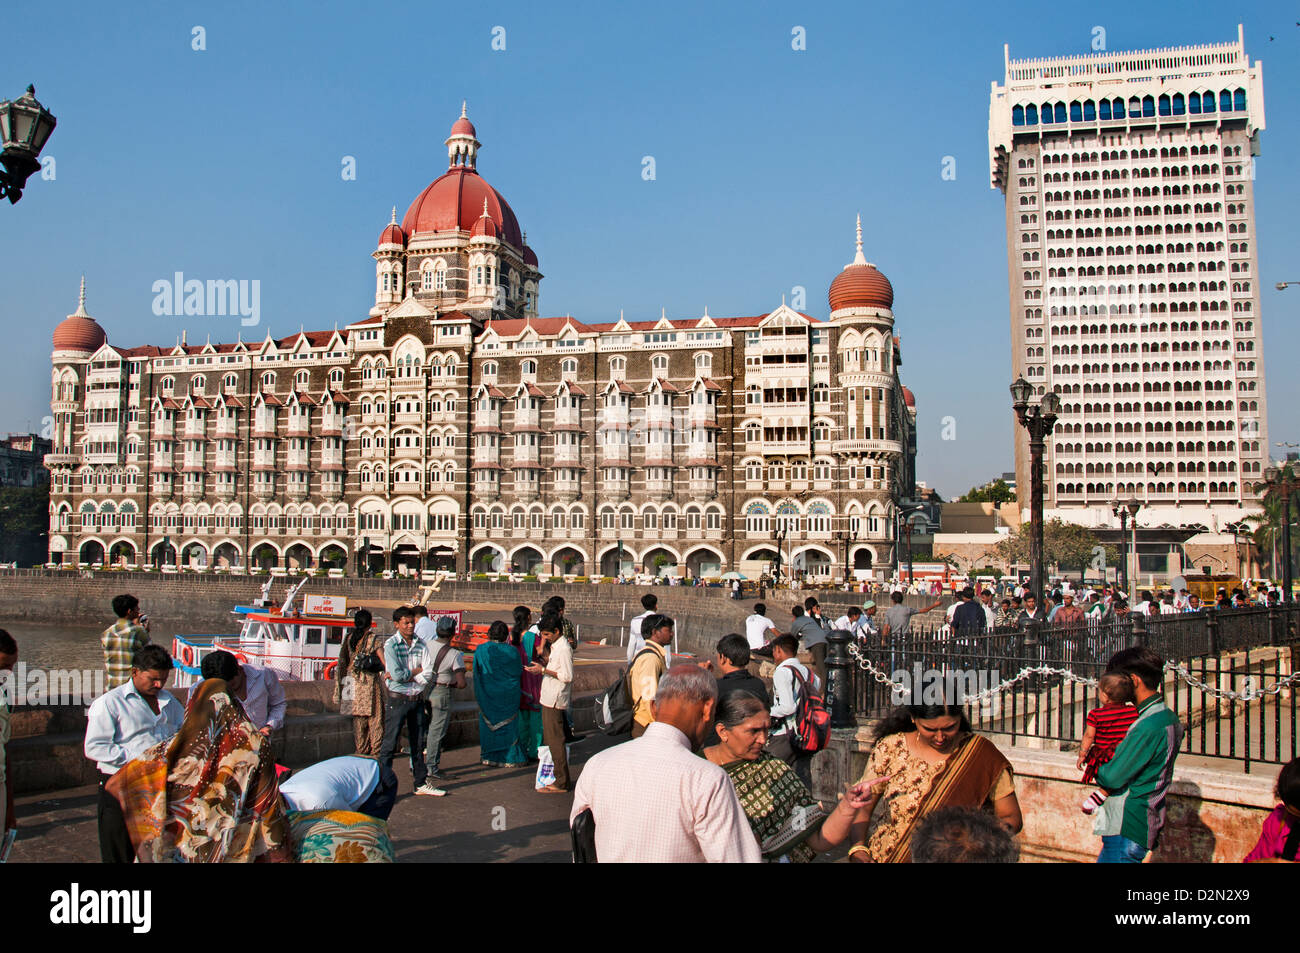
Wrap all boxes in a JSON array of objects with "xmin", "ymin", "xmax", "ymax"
[{"xmin": 1095, "ymin": 694, "xmax": 1184, "ymax": 849}]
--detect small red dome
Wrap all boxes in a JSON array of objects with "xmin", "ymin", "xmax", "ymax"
[
  {"xmin": 902, "ymin": 385, "xmax": 916, "ymax": 408},
  {"xmin": 378, "ymin": 222, "xmax": 405, "ymax": 247},
  {"xmin": 53, "ymin": 313, "xmax": 106, "ymax": 352},
  {"xmin": 471, "ymin": 211, "xmax": 499, "ymax": 239},
  {"xmin": 450, "ymin": 116, "xmax": 477, "ymax": 138},
  {"xmin": 522, "ymin": 244, "xmax": 538, "ymax": 267},
  {"xmin": 829, "ymin": 262, "xmax": 894, "ymax": 312}
]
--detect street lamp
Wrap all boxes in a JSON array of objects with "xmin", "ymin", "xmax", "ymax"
[
  {"xmin": 0, "ymin": 86, "xmax": 57, "ymax": 205},
  {"xmin": 1011, "ymin": 377, "xmax": 1060, "ymax": 604},
  {"xmin": 838, "ymin": 525, "xmax": 857, "ymax": 586},
  {"xmin": 1256, "ymin": 463, "xmax": 1300, "ymax": 602},
  {"xmin": 1277, "ymin": 281, "xmax": 1300, "ymax": 292},
  {"xmin": 1109, "ymin": 499, "xmax": 1129, "ymax": 595},
  {"xmin": 1124, "ymin": 498, "xmax": 1141, "ymax": 603},
  {"xmin": 774, "ymin": 526, "xmax": 787, "ymax": 587}
]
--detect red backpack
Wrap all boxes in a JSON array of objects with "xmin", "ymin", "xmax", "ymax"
[{"xmin": 789, "ymin": 666, "xmax": 831, "ymax": 754}]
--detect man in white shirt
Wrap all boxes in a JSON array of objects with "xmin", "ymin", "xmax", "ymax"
[
  {"xmin": 84, "ymin": 644, "xmax": 185, "ymax": 863},
  {"xmin": 417, "ymin": 615, "xmax": 467, "ymax": 795},
  {"xmin": 200, "ymin": 650, "xmax": 287, "ymax": 735},
  {"xmin": 280, "ymin": 755, "xmax": 398, "ymax": 820},
  {"xmin": 743, "ymin": 602, "xmax": 780, "ymax": 652},
  {"xmin": 832, "ymin": 606, "xmax": 866, "ymax": 639},
  {"xmin": 412, "ymin": 604, "xmax": 438, "ymax": 648},
  {"xmin": 536, "ymin": 612, "xmax": 573, "ymax": 793},
  {"xmin": 626, "ymin": 593, "xmax": 658, "ymax": 663},
  {"xmin": 570, "ymin": 665, "xmax": 760, "ymax": 863},
  {"xmin": 766, "ymin": 634, "xmax": 818, "ymax": 787}
]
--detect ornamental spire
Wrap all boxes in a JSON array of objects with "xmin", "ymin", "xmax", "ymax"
[
  {"xmin": 73, "ymin": 275, "xmax": 89, "ymax": 317},
  {"xmin": 390, "ymin": 206, "xmax": 397, "ymax": 225},
  {"xmin": 848, "ymin": 214, "xmax": 875, "ymax": 269}
]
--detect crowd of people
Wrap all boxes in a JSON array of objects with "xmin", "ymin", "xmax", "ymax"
[{"xmin": 0, "ymin": 583, "xmax": 1296, "ymax": 864}]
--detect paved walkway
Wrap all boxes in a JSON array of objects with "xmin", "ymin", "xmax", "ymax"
[{"xmin": 11, "ymin": 731, "xmax": 623, "ymax": 864}]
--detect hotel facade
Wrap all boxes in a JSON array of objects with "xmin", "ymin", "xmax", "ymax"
[
  {"xmin": 989, "ymin": 27, "xmax": 1269, "ymax": 575},
  {"xmin": 46, "ymin": 110, "xmax": 917, "ymax": 581}
]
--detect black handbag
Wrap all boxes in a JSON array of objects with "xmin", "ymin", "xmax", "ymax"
[
  {"xmin": 352, "ymin": 647, "xmax": 384, "ymax": 675},
  {"xmin": 571, "ymin": 808, "xmax": 597, "ymax": 863}
]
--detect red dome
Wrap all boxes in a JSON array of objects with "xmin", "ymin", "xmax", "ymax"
[
  {"xmin": 53, "ymin": 313, "xmax": 106, "ymax": 352},
  {"xmin": 450, "ymin": 115, "xmax": 477, "ymax": 138},
  {"xmin": 902, "ymin": 385, "xmax": 916, "ymax": 408},
  {"xmin": 401, "ymin": 167, "xmax": 523, "ymax": 247},
  {"xmin": 378, "ymin": 222, "xmax": 405, "ymax": 247},
  {"xmin": 829, "ymin": 262, "xmax": 894, "ymax": 312},
  {"xmin": 522, "ymin": 244, "xmax": 538, "ymax": 267}
]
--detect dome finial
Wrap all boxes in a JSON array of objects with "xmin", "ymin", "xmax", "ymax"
[
  {"xmin": 390, "ymin": 206, "xmax": 397, "ymax": 225},
  {"xmin": 73, "ymin": 275, "xmax": 89, "ymax": 317},
  {"xmin": 481, "ymin": 197, "xmax": 490, "ymax": 218},
  {"xmin": 853, "ymin": 214, "xmax": 867, "ymax": 265},
  {"xmin": 461, "ymin": 100, "xmax": 468, "ymax": 118}
]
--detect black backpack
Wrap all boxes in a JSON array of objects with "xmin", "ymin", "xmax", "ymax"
[{"xmin": 595, "ymin": 647, "xmax": 660, "ymax": 736}]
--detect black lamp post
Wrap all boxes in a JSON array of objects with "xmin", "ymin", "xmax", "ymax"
[
  {"xmin": 1125, "ymin": 497, "xmax": 1141, "ymax": 603},
  {"xmin": 1010, "ymin": 377, "xmax": 1060, "ymax": 604},
  {"xmin": 0, "ymin": 86, "xmax": 57, "ymax": 205},
  {"xmin": 1110, "ymin": 499, "xmax": 1129, "ymax": 595},
  {"xmin": 774, "ymin": 527, "xmax": 787, "ymax": 587},
  {"xmin": 839, "ymin": 525, "xmax": 857, "ymax": 585},
  {"xmin": 1257, "ymin": 463, "xmax": 1300, "ymax": 603}
]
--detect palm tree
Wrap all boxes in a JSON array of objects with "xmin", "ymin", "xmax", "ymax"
[{"xmin": 1246, "ymin": 491, "xmax": 1297, "ymax": 580}]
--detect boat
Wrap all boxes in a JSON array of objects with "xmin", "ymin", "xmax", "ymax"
[
  {"xmin": 171, "ymin": 579, "xmax": 360, "ymax": 688},
  {"xmin": 170, "ymin": 579, "xmax": 469, "ymax": 688}
]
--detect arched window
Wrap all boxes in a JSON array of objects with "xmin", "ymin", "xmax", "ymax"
[
  {"xmin": 561, "ymin": 358, "xmax": 577, "ymax": 377},
  {"xmin": 261, "ymin": 372, "xmax": 276, "ymax": 389},
  {"xmin": 651, "ymin": 355, "xmax": 668, "ymax": 376},
  {"xmin": 609, "ymin": 356, "xmax": 626, "ymax": 378},
  {"xmin": 694, "ymin": 352, "xmax": 712, "ymax": 374}
]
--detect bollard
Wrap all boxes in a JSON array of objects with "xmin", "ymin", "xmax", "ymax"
[{"xmin": 825, "ymin": 629, "xmax": 857, "ymax": 730}]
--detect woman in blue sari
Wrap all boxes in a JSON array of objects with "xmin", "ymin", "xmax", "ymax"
[{"xmin": 473, "ymin": 621, "xmax": 528, "ymax": 767}]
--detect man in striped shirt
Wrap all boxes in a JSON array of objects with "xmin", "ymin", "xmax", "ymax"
[{"xmin": 101, "ymin": 594, "xmax": 150, "ymax": 689}]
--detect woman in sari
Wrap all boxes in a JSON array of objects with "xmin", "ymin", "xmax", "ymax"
[
  {"xmin": 846, "ymin": 702, "xmax": 1022, "ymax": 863},
  {"xmin": 511, "ymin": 605, "xmax": 544, "ymax": 761},
  {"xmin": 334, "ymin": 609, "xmax": 386, "ymax": 755},
  {"xmin": 700, "ymin": 692, "xmax": 873, "ymax": 862},
  {"xmin": 473, "ymin": 621, "xmax": 527, "ymax": 766},
  {"xmin": 107, "ymin": 678, "xmax": 292, "ymax": 863}
]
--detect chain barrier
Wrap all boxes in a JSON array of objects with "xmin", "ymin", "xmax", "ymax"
[{"xmin": 845, "ymin": 642, "xmax": 1299, "ymax": 705}]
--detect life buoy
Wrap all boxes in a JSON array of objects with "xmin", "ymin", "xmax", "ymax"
[
  {"xmin": 178, "ymin": 643, "xmax": 195, "ymax": 668},
  {"xmin": 323, "ymin": 661, "xmax": 337, "ymax": 680}
]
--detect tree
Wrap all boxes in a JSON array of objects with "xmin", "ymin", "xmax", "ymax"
[
  {"xmin": 1245, "ymin": 490, "xmax": 1299, "ymax": 580},
  {"xmin": 958, "ymin": 478, "xmax": 1015, "ymax": 504},
  {"xmin": 990, "ymin": 519, "xmax": 1119, "ymax": 583}
]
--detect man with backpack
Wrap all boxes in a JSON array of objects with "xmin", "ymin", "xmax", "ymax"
[
  {"xmin": 628, "ymin": 614, "xmax": 673, "ymax": 739},
  {"xmin": 766, "ymin": 634, "xmax": 821, "ymax": 787}
]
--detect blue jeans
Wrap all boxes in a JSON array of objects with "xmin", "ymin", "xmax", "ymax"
[
  {"xmin": 379, "ymin": 692, "xmax": 429, "ymax": 788},
  {"xmin": 1098, "ymin": 835, "xmax": 1148, "ymax": 863},
  {"xmin": 424, "ymin": 685, "xmax": 453, "ymax": 773}
]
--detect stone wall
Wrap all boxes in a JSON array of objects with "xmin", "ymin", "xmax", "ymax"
[{"xmin": 0, "ymin": 569, "xmax": 931, "ymax": 659}]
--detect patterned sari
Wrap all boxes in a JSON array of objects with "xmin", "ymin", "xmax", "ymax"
[
  {"xmin": 722, "ymin": 755, "xmax": 828, "ymax": 863},
  {"xmin": 107, "ymin": 679, "xmax": 292, "ymax": 863},
  {"xmin": 859, "ymin": 732, "xmax": 1014, "ymax": 864}
]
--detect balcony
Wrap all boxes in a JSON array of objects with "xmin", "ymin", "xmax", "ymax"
[
  {"xmin": 393, "ymin": 445, "xmax": 422, "ymax": 460},
  {"xmin": 183, "ymin": 419, "xmax": 206, "ymax": 439},
  {"xmin": 320, "ymin": 416, "xmax": 344, "ymax": 436},
  {"xmin": 644, "ymin": 447, "xmax": 674, "ymax": 467},
  {"xmin": 554, "ymin": 478, "xmax": 582, "ymax": 502},
  {"xmin": 514, "ymin": 409, "xmax": 541, "ymax": 430},
  {"xmin": 287, "ymin": 416, "xmax": 312, "ymax": 436},
  {"xmin": 689, "ymin": 479, "xmax": 717, "ymax": 502},
  {"xmin": 321, "ymin": 449, "xmax": 344, "ymax": 469},
  {"xmin": 554, "ymin": 446, "xmax": 582, "ymax": 466},
  {"xmin": 599, "ymin": 476, "xmax": 630, "ymax": 501},
  {"xmin": 153, "ymin": 419, "xmax": 174, "ymax": 438},
  {"xmin": 646, "ymin": 478, "xmax": 673, "ymax": 501},
  {"xmin": 554, "ymin": 409, "xmax": 581, "ymax": 429},
  {"xmin": 215, "ymin": 477, "xmax": 237, "ymax": 500},
  {"xmin": 152, "ymin": 454, "xmax": 175, "ymax": 471},
  {"xmin": 183, "ymin": 479, "xmax": 204, "ymax": 501}
]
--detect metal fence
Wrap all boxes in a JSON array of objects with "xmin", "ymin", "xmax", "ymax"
[{"xmin": 850, "ymin": 605, "xmax": 1300, "ymax": 771}]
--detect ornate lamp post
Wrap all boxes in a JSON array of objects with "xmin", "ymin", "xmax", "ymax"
[
  {"xmin": 0, "ymin": 86, "xmax": 57, "ymax": 204},
  {"xmin": 838, "ymin": 524, "xmax": 857, "ymax": 586},
  {"xmin": 1125, "ymin": 498, "xmax": 1141, "ymax": 603},
  {"xmin": 1010, "ymin": 378, "xmax": 1060, "ymax": 604},
  {"xmin": 1110, "ymin": 499, "xmax": 1129, "ymax": 595},
  {"xmin": 773, "ymin": 526, "xmax": 787, "ymax": 587},
  {"xmin": 1257, "ymin": 463, "xmax": 1300, "ymax": 602}
]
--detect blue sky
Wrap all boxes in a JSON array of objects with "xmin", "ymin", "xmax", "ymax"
[{"xmin": 3, "ymin": 0, "xmax": 1298, "ymax": 498}]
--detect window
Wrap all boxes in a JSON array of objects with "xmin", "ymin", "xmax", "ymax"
[
  {"xmin": 521, "ymin": 359, "xmax": 537, "ymax": 378},
  {"xmin": 261, "ymin": 372, "xmax": 276, "ymax": 389},
  {"xmin": 651, "ymin": 355, "xmax": 669, "ymax": 375},
  {"xmin": 561, "ymin": 358, "xmax": 577, "ymax": 377},
  {"xmin": 694, "ymin": 353, "xmax": 712, "ymax": 374}
]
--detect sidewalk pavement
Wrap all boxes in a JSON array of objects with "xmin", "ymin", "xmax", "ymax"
[{"xmin": 11, "ymin": 730, "xmax": 623, "ymax": 864}]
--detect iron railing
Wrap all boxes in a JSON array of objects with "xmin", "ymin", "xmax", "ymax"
[{"xmin": 851, "ymin": 605, "xmax": 1300, "ymax": 771}]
